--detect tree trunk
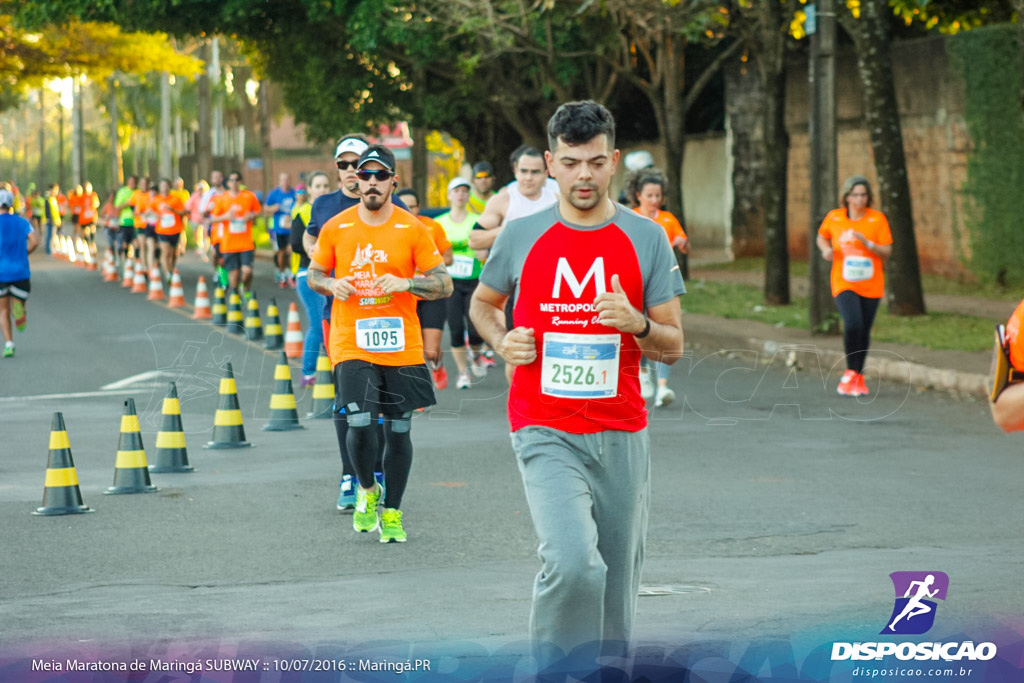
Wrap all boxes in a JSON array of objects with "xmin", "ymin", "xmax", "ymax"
[
  {"xmin": 197, "ymin": 41, "xmax": 212, "ymax": 182},
  {"xmin": 258, "ymin": 79, "xmax": 273, "ymax": 196},
  {"xmin": 108, "ymin": 77, "xmax": 122, "ymax": 187},
  {"xmin": 760, "ymin": 0, "xmax": 790, "ymax": 306},
  {"xmin": 853, "ymin": 0, "xmax": 926, "ymax": 316}
]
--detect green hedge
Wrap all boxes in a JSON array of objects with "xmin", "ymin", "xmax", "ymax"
[{"xmin": 948, "ymin": 24, "xmax": 1024, "ymax": 286}]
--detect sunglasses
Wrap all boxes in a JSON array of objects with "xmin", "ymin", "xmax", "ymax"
[
  {"xmin": 357, "ymin": 169, "xmax": 394, "ymax": 182},
  {"xmin": 336, "ymin": 160, "xmax": 358, "ymax": 171},
  {"xmin": 474, "ymin": 172, "xmax": 492, "ymax": 179}
]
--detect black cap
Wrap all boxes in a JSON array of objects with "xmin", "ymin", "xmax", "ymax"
[
  {"xmin": 357, "ymin": 145, "xmax": 396, "ymax": 172},
  {"xmin": 472, "ymin": 161, "xmax": 494, "ymax": 178}
]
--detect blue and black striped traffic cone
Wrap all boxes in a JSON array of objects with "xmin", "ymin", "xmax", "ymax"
[
  {"xmin": 211, "ymin": 286, "xmax": 227, "ymax": 326},
  {"xmin": 263, "ymin": 298, "xmax": 283, "ymax": 350},
  {"xmin": 205, "ymin": 362, "xmax": 252, "ymax": 449},
  {"xmin": 263, "ymin": 352, "xmax": 304, "ymax": 431},
  {"xmin": 244, "ymin": 291, "xmax": 264, "ymax": 341},
  {"xmin": 33, "ymin": 412, "xmax": 94, "ymax": 516},
  {"xmin": 106, "ymin": 398, "xmax": 159, "ymax": 494},
  {"xmin": 307, "ymin": 347, "xmax": 335, "ymax": 419},
  {"xmin": 226, "ymin": 291, "xmax": 244, "ymax": 334},
  {"xmin": 149, "ymin": 382, "xmax": 194, "ymax": 473}
]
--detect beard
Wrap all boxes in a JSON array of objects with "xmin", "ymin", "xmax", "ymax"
[{"xmin": 361, "ymin": 189, "xmax": 388, "ymax": 212}]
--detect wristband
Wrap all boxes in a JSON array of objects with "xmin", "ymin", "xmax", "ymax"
[
  {"xmin": 408, "ymin": 278, "xmax": 415, "ymax": 294},
  {"xmin": 634, "ymin": 317, "xmax": 651, "ymax": 339}
]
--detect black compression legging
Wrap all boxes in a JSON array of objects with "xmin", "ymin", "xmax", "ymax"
[
  {"xmin": 333, "ymin": 410, "xmax": 385, "ymax": 479},
  {"xmin": 447, "ymin": 277, "xmax": 484, "ymax": 347},
  {"xmin": 835, "ymin": 290, "xmax": 881, "ymax": 374},
  {"xmin": 345, "ymin": 416, "xmax": 413, "ymax": 510}
]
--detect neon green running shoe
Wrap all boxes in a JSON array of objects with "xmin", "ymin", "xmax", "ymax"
[
  {"xmin": 352, "ymin": 483, "xmax": 382, "ymax": 533},
  {"xmin": 379, "ymin": 508, "xmax": 407, "ymax": 543},
  {"xmin": 12, "ymin": 299, "xmax": 26, "ymax": 332},
  {"xmin": 3, "ymin": 343, "xmax": 13, "ymax": 358}
]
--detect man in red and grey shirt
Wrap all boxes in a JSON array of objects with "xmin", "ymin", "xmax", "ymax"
[{"xmin": 471, "ymin": 101, "xmax": 685, "ymax": 673}]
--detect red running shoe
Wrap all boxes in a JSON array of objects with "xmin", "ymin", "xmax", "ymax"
[
  {"xmin": 851, "ymin": 373, "xmax": 870, "ymax": 397},
  {"xmin": 837, "ymin": 369, "xmax": 857, "ymax": 396},
  {"xmin": 432, "ymin": 364, "xmax": 449, "ymax": 390}
]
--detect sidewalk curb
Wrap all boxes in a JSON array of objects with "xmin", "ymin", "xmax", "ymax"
[{"xmin": 684, "ymin": 321, "xmax": 990, "ymax": 400}]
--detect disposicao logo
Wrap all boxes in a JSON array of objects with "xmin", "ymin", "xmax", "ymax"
[
  {"xmin": 881, "ymin": 571, "xmax": 948, "ymax": 635},
  {"xmin": 831, "ymin": 571, "xmax": 997, "ymax": 662}
]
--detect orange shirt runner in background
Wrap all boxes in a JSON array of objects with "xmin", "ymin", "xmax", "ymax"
[
  {"xmin": 418, "ymin": 214, "xmax": 452, "ymax": 256},
  {"xmin": 635, "ymin": 207, "xmax": 687, "ymax": 246},
  {"xmin": 817, "ymin": 206, "xmax": 893, "ymax": 299},
  {"xmin": 80, "ymin": 191, "xmax": 99, "ymax": 225},
  {"xmin": 130, "ymin": 189, "xmax": 149, "ymax": 229},
  {"xmin": 154, "ymin": 193, "xmax": 186, "ymax": 236},
  {"xmin": 68, "ymin": 192, "xmax": 84, "ymax": 224},
  {"xmin": 213, "ymin": 190, "xmax": 261, "ymax": 253},
  {"xmin": 311, "ymin": 205, "xmax": 444, "ymax": 367}
]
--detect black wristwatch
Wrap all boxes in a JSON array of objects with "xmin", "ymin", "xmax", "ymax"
[{"xmin": 634, "ymin": 317, "xmax": 651, "ymax": 339}]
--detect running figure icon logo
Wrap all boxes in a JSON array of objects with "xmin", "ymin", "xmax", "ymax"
[{"xmin": 881, "ymin": 571, "xmax": 949, "ymax": 635}]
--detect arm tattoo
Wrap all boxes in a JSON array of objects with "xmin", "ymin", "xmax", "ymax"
[
  {"xmin": 307, "ymin": 268, "xmax": 331, "ymax": 296},
  {"xmin": 409, "ymin": 264, "xmax": 453, "ymax": 300}
]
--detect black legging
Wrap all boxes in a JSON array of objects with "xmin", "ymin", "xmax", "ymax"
[
  {"xmin": 333, "ymin": 410, "xmax": 385, "ymax": 479},
  {"xmin": 447, "ymin": 277, "xmax": 484, "ymax": 347},
  {"xmin": 346, "ymin": 417, "xmax": 413, "ymax": 510},
  {"xmin": 835, "ymin": 290, "xmax": 881, "ymax": 374}
]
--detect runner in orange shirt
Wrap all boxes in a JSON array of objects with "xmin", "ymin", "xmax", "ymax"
[
  {"xmin": 154, "ymin": 178, "xmax": 187, "ymax": 280},
  {"xmin": 78, "ymin": 182, "xmax": 99, "ymax": 250},
  {"xmin": 633, "ymin": 171, "xmax": 687, "ymax": 407},
  {"xmin": 308, "ymin": 144, "xmax": 452, "ymax": 543},
  {"xmin": 396, "ymin": 187, "xmax": 454, "ymax": 389},
  {"xmin": 67, "ymin": 184, "xmax": 85, "ymax": 241},
  {"xmin": 816, "ymin": 175, "xmax": 893, "ymax": 397},
  {"xmin": 210, "ymin": 171, "xmax": 261, "ymax": 293},
  {"xmin": 129, "ymin": 177, "xmax": 152, "ymax": 271}
]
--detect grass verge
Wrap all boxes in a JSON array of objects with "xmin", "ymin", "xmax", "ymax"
[{"xmin": 681, "ymin": 279, "xmax": 997, "ymax": 352}]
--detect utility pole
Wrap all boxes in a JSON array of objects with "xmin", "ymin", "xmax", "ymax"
[
  {"xmin": 159, "ymin": 72, "xmax": 172, "ymax": 181},
  {"xmin": 198, "ymin": 40, "xmax": 212, "ymax": 182},
  {"xmin": 37, "ymin": 88, "xmax": 46, "ymax": 191},
  {"xmin": 808, "ymin": 0, "xmax": 840, "ymax": 334}
]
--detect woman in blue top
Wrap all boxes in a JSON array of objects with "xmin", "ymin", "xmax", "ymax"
[{"xmin": 0, "ymin": 189, "xmax": 40, "ymax": 357}]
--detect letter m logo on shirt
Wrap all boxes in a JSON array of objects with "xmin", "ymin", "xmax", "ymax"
[{"xmin": 551, "ymin": 257, "xmax": 606, "ymax": 298}]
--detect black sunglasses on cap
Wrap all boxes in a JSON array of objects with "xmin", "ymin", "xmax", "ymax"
[
  {"xmin": 336, "ymin": 160, "xmax": 358, "ymax": 171},
  {"xmin": 357, "ymin": 169, "xmax": 394, "ymax": 182}
]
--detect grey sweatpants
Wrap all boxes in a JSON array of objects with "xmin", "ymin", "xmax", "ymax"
[{"xmin": 510, "ymin": 425, "xmax": 651, "ymax": 669}]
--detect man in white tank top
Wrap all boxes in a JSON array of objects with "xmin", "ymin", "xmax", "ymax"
[{"xmin": 468, "ymin": 145, "xmax": 558, "ymax": 256}]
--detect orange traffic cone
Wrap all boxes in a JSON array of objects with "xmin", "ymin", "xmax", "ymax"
[
  {"xmin": 284, "ymin": 303, "xmax": 303, "ymax": 359},
  {"xmin": 147, "ymin": 266, "xmax": 165, "ymax": 301},
  {"xmin": 102, "ymin": 250, "xmax": 118, "ymax": 281},
  {"xmin": 193, "ymin": 276, "xmax": 212, "ymax": 319},
  {"xmin": 263, "ymin": 298, "xmax": 283, "ymax": 350},
  {"xmin": 83, "ymin": 243, "xmax": 97, "ymax": 270},
  {"xmin": 211, "ymin": 286, "xmax": 227, "ymax": 326},
  {"xmin": 105, "ymin": 398, "xmax": 159, "ymax": 494},
  {"xmin": 121, "ymin": 257, "xmax": 135, "ymax": 288},
  {"xmin": 204, "ymin": 363, "xmax": 252, "ymax": 449},
  {"xmin": 149, "ymin": 383, "xmax": 194, "ymax": 473},
  {"xmin": 308, "ymin": 347, "xmax": 335, "ymax": 419},
  {"xmin": 263, "ymin": 352, "xmax": 304, "ymax": 431},
  {"xmin": 167, "ymin": 269, "xmax": 187, "ymax": 308},
  {"xmin": 244, "ymin": 292, "xmax": 263, "ymax": 341},
  {"xmin": 33, "ymin": 412, "xmax": 94, "ymax": 516},
  {"xmin": 131, "ymin": 265, "xmax": 148, "ymax": 293}
]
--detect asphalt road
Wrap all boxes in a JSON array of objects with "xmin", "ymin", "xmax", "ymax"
[{"xmin": 1, "ymin": 251, "xmax": 1022, "ymax": 681}]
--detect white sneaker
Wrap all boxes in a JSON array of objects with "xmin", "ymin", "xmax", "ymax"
[
  {"xmin": 639, "ymin": 369, "xmax": 655, "ymax": 399},
  {"xmin": 654, "ymin": 385, "xmax": 676, "ymax": 408},
  {"xmin": 456, "ymin": 372, "xmax": 471, "ymax": 389},
  {"xmin": 469, "ymin": 353, "xmax": 487, "ymax": 378}
]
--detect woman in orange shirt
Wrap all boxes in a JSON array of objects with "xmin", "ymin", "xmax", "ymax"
[
  {"xmin": 633, "ymin": 172, "xmax": 686, "ymax": 408},
  {"xmin": 816, "ymin": 175, "xmax": 893, "ymax": 397}
]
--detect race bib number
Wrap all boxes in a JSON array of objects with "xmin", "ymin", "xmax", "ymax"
[
  {"xmin": 229, "ymin": 219, "xmax": 247, "ymax": 234},
  {"xmin": 541, "ymin": 332, "xmax": 619, "ymax": 399},
  {"xmin": 160, "ymin": 213, "xmax": 176, "ymax": 229},
  {"xmin": 843, "ymin": 255, "xmax": 874, "ymax": 282},
  {"xmin": 449, "ymin": 254, "xmax": 475, "ymax": 278},
  {"xmin": 355, "ymin": 317, "xmax": 405, "ymax": 353}
]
